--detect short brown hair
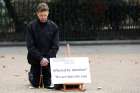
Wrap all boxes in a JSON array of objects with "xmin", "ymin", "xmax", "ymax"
[{"xmin": 36, "ymin": 3, "xmax": 49, "ymax": 12}]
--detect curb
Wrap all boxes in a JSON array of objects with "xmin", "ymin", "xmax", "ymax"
[{"xmin": 0, "ymin": 40, "xmax": 140, "ymax": 47}]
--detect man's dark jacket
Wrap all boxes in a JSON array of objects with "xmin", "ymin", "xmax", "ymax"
[{"xmin": 26, "ymin": 19, "xmax": 59, "ymax": 65}]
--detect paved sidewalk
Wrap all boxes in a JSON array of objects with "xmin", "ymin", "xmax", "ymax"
[{"xmin": 0, "ymin": 44, "xmax": 140, "ymax": 93}]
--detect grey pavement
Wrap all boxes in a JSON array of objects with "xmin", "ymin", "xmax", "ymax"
[{"xmin": 0, "ymin": 44, "xmax": 140, "ymax": 93}]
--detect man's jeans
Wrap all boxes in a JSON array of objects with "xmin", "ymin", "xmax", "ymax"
[{"xmin": 28, "ymin": 64, "xmax": 51, "ymax": 88}]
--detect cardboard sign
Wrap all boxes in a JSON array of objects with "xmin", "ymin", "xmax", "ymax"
[{"xmin": 50, "ymin": 57, "xmax": 91, "ymax": 84}]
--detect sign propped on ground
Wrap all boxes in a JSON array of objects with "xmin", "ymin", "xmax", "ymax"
[{"xmin": 50, "ymin": 57, "xmax": 91, "ymax": 84}]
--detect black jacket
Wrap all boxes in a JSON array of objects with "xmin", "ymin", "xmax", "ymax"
[{"xmin": 26, "ymin": 19, "xmax": 59, "ymax": 65}]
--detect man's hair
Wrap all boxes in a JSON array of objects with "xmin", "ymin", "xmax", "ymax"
[{"xmin": 36, "ymin": 3, "xmax": 49, "ymax": 12}]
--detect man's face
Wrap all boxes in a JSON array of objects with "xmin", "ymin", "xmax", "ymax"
[{"xmin": 37, "ymin": 11, "xmax": 49, "ymax": 23}]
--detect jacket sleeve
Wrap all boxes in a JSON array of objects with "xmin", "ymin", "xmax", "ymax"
[
  {"xmin": 48, "ymin": 26, "xmax": 59, "ymax": 57},
  {"xmin": 26, "ymin": 24, "xmax": 43, "ymax": 64}
]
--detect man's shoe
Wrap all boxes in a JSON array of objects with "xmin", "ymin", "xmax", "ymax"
[
  {"xmin": 45, "ymin": 84, "xmax": 54, "ymax": 89},
  {"xmin": 29, "ymin": 85, "xmax": 38, "ymax": 89}
]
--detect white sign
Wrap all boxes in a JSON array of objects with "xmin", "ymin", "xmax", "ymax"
[{"xmin": 50, "ymin": 57, "xmax": 91, "ymax": 84}]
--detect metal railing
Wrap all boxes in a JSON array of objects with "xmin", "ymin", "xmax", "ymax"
[{"xmin": 0, "ymin": 0, "xmax": 140, "ymax": 41}]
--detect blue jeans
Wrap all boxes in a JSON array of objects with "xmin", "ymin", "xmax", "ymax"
[{"xmin": 28, "ymin": 64, "xmax": 51, "ymax": 88}]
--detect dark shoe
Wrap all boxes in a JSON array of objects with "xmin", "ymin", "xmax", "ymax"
[{"xmin": 44, "ymin": 84, "xmax": 54, "ymax": 89}]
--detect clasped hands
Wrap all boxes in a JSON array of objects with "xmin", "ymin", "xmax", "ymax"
[{"xmin": 40, "ymin": 58, "xmax": 49, "ymax": 67}]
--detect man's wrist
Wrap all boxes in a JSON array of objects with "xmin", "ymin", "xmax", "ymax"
[{"xmin": 40, "ymin": 57, "xmax": 49, "ymax": 63}]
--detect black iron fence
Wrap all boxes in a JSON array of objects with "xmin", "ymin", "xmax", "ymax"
[{"xmin": 0, "ymin": 0, "xmax": 140, "ymax": 41}]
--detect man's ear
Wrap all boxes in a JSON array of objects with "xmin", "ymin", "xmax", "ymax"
[{"xmin": 47, "ymin": 11, "xmax": 49, "ymax": 15}]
